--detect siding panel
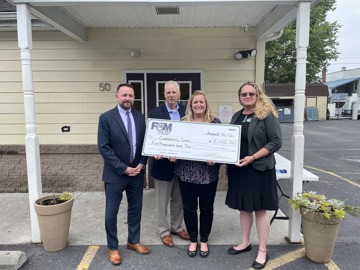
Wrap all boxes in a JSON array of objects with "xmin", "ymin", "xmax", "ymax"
[
  {"xmin": 1, "ymin": 60, "xmax": 254, "ymax": 72},
  {"xmin": 0, "ymin": 28, "xmax": 257, "ymax": 144}
]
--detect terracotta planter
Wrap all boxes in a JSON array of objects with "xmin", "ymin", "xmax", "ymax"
[
  {"xmin": 300, "ymin": 207, "xmax": 341, "ymax": 263},
  {"xmin": 34, "ymin": 195, "xmax": 74, "ymax": 252}
]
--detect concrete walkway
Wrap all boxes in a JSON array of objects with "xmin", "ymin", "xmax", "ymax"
[{"xmin": 1, "ymin": 190, "xmax": 289, "ymax": 247}]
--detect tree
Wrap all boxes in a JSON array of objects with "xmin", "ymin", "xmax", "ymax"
[{"xmin": 265, "ymin": 0, "xmax": 340, "ymax": 83}]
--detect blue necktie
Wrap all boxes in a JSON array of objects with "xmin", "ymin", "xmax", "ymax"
[{"xmin": 126, "ymin": 111, "xmax": 134, "ymax": 162}]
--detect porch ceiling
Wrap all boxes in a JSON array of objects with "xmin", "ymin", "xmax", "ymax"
[{"xmin": 2, "ymin": 0, "xmax": 320, "ymax": 42}]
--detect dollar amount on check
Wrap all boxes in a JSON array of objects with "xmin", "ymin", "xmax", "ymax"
[{"xmin": 142, "ymin": 119, "xmax": 241, "ymax": 164}]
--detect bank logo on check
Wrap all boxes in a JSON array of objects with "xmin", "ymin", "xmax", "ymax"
[{"xmin": 151, "ymin": 121, "xmax": 173, "ymax": 135}]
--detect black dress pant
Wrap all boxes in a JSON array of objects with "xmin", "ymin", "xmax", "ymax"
[
  {"xmin": 104, "ymin": 174, "xmax": 144, "ymax": 250},
  {"xmin": 179, "ymin": 179, "xmax": 218, "ymax": 243}
]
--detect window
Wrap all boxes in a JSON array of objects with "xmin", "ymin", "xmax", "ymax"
[{"xmin": 129, "ymin": 80, "xmax": 144, "ymax": 113}]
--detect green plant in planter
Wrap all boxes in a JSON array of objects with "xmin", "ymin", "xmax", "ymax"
[
  {"xmin": 59, "ymin": 192, "xmax": 73, "ymax": 201},
  {"xmin": 289, "ymin": 191, "xmax": 360, "ymax": 220},
  {"xmin": 289, "ymin": 191, "xmax": 360, "ymax": 263},
  {"xmin": 37, "ymin": 192, "xmax": 73, "ymax": 206}
]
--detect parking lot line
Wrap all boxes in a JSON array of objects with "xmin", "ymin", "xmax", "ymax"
[
  {"xmin": 246, "ymin": 248, "xmax": 340, "ymax": 270},
  {"xmin": 250, "ymin": 248, "xmax": 305, "ymax": 269},
  {"xmin": 325, "ymin": 260, "xmax": 341, "ymax": 270},
  {"xmin": 305, "ymin": 165, "xmax": 360, "ymax": 188},
  {"xmin": 76, "ymin": 245, "xmax": 99, "ymax": 270}
]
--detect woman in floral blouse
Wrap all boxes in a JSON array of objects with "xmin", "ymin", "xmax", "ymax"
[{"xmin": 171, "ymin": 90, "xmax": 221, "ymax": 258}]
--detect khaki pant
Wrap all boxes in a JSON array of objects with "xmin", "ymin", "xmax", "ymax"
[{"xmin": 155, "ymin": 176, "xmax": 185, "ymax": 237}]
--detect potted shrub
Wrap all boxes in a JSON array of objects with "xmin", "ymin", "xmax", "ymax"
[
  {"xmin": 34, "ymin": 192, "xmax": 74, "ymax": 252},
  {"xmin": 289, "ymin": 191, "xmax": 360, "ymax": 263}
]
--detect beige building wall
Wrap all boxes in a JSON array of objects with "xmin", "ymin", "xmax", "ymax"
[{"xmin": 0, "ymin": 28, "xmax": 259, "ymax": 145}]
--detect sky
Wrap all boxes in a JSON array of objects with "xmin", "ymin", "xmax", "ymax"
[{"xmin": 326, "ymin": 0, "xmax": 360, "ymax": 74}]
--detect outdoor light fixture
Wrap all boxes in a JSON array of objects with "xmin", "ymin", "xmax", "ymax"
[
  {"xmin": 234, "ymin": 49, "xmax": 257, "ymax": 61},
  {"xmin": 241, "ymin": 24, "xmax": 249, "ymax": 32}
]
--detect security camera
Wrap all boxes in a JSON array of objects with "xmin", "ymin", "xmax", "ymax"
[{"xmin": 242, "ymin": 24, "xmax": 249, "ymax": 32}]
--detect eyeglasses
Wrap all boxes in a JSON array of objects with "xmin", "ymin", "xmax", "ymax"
[{"xmin": 240, "ymin": 92, "xmax": 256, "ymax": 97}]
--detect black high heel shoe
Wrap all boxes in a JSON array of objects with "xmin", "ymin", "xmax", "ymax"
[{"xmin": 252, "ymin": 251, "xmax": 269, "ymax": 269}]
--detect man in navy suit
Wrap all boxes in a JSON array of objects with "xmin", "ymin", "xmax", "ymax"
[
  {"xmin": 98, "ymin": 83, "xmax": 149, "ymax": 265},
  {"xmin": 148, "ymin": 81, "xmax": 190, "ymax": 247}
]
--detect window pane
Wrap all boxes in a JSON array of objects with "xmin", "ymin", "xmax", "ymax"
[
  {"xmin": 179, "ymin": 83, "xmax": 190, "ymax": 101},
  {"xmin": 180, "ymin": 83, "xmax": 190, "ymax": 94},
  {"xmin": 158, "ymin": 83, "xmax": 165, "ymax": 100},
  {"xmin": 131, "ymin": 82, "xmax": 142, "ymax": 98},
  {"xmin": 133, "ymin": 101, "xmax": 142, "ymax": 112}
]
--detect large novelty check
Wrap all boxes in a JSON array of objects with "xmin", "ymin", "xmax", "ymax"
[{"xmin": 142, "ymin": 119, "xmax": 241, "ymax": 164}]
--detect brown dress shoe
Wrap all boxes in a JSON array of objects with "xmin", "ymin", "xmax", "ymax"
[
  {"xmin": 109, "ymin": 250, "xmax": 121, "ymax": 265},
  {"xmin": 161, "ymin": 235, "xmax": 174, "ymax": 247},
  {"xmin": 127, "ymin": 243, "xmax": 150, "ymax": 255},
  {"xmin": 171, "ymin": 230, "xmax": 190, "ymax": 240}
]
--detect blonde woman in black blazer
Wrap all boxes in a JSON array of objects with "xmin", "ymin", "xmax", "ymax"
[{"xmin": 225, "ymin": 82, "xmax": 282, "ymax": 270}]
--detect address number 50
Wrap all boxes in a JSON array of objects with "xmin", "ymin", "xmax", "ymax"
[{"xmin": 99, "ymin": 83, "xmax": 111, "ymax": 91}]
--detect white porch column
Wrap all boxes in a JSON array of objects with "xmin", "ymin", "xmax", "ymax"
[
  {"xmin": 17, "ymin": 4, "xmax": 42, "ymax": 243},
  {"xmin": 287, "ymin": 1, "xmax": 310, "ymax": 242}
]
